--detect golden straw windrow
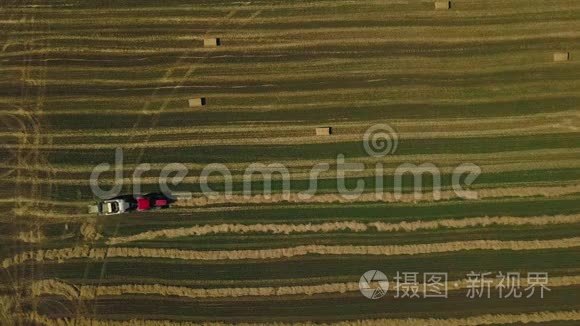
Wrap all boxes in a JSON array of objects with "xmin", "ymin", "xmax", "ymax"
[
  {"xmin": 23, "ymin": 310, "xmax": 580, "ymax": 326},
  {"xmin": 106, "ymin": 214, "xmax": 580, "ymax": 245},
  {"xmin": 29, "ymin": 275, "xmax": 580, "ymax": 300},
  {"xmin": 4, "ymin": 237, "xmax": 580, "ymax": 268}
]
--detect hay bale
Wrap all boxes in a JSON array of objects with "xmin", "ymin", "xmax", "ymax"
[
  {"xmin": 315, "ymin": 127, "xmax": 332, "ymax": 136},
  {"xmin": 203, "ymin": 37, "xmax": 221, "ymax": 47},
  {"xmin": 188, "ymin": 97, "xmax": 206, "ymax": 107},
  {"xmin": 80, "ymin": 223, "xmax": 102, "ymax": 241},
  {"xmin": 17, "ymin": 229, "xmax": 45, "ymax": 243},
  {"xmin": 553, "ymin": 52, "xmax": 570, "ymax": 62},
  {"xmin": 435, "ymin": 1, "xmax": 451, "ymax": 9}
]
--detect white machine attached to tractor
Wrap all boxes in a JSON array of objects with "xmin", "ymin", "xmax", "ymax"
[{"xmin": 88, "ymin": 193, "xmax": 172, "ymax": 215}]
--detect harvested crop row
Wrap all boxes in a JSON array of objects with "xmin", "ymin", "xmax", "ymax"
[
  {"xmin": 7, "ymin": 160, "xmax": 580, "ymax": 186},
  {"xmin": 0, "ymin": 49, "xmax": 571, "ymax": 73},
  {"xmin": 9, "ymin": 22, "xmax": 580, "ymax": 43},
  {"xmin": 6, "ymin": 126, "xmax": 576, "ymax": 150},
  {"xmin": 30, "ymin": 275, "xmax": 580, "ymax": 300},
  {"xmin": 4, "ymin": 93, "xmax": 579, "ymax": 115},
  {"xmin": 4, "ymin": 29, "xmax": 580, "ymax": 57},
  {"xmin": 174, "ymin": 184, "xmax": 580, "ymax": 207},
  {"xmin": 3, "ymin": 112, "xmax": 574, "ymax": 138},
  {"xmin": 5, "ymin": 57, "xmax": 580, "ymax": 87},
  {"xmin": 9, "ymin": 0, "xmax": 580, "ymax": 18},
  {"xmin": 24, "ymin": 309, "xmax": 580, "ymax": 326},
  {"xmin": 4, "ymin": 237, "xmax": 580, "ymax": 268},
  {"xmin": 1, "ymin": 147, "xmax": 576, "ymax": 173},
  {"xmin": 106, "ymin": 214, "xmax": 580, "ymax": 245},
  {"xmin": 0, "ymin": 51, "xmax": 578, "ymax": 78},
  {"xmin": 4, "ymin": 58, "xmax": 578, "ymax": 84}
]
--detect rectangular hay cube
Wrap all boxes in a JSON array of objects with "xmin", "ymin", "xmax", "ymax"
[
  {"xmin": 203, "ymin": 38, "xmax": 221, "ymax": 47},
  {"xmin": 188, "ymin": 98, "xmax": 206, "ymax": 107},
  {"xmin": 553, "ymin": 52, "xmax": 570, "ymax": 62},
  {"xmin": 315, "ymin": 127, "xmax": 332, "ymax": 136},
  {"xmin": 435, "ymin": 1, "xmax": 451, "ymax": 10}
]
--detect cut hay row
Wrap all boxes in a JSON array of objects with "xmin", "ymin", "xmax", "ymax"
[
  {"xmin": 7, "ymin": 22, "xmax": 580, "ymax": 43},
  {"xmin": 2, "ymin": 92, "xmax": 577, "ymax": 115},
  {"xmin": 174, "ymin": 184, "xmax": 580, "ymax": 207},
  {"xmin": 85, "ymin": 82, "xmax": 580, "ymax": 100},
  {"xmin": 17, "ymin": 229, "xmax": 45, "ymax": 243},
  {"xmin": 5, "ymin": 29, "xmax": 580, "ymax": 57},
  {"xmin": 105, "ymin": 214, "xmax": 580, "ymax": 245},
  {"xmin": 6, "ymin": 12, "xmax": 576, "ymax": 30},
  {"xmin": 29, "ymin": 275, "xmax": 580, "ymax": 301},
  {"xmin": 7, "ymin": 194, "xmax": 579, "ymax": 223},
  {"xmin": 139, "ymin": 23, "xmax": 580, "ymax": 41},
  {"xmin": 0, "ymin": 197, "xmax": 85, "ymax": 207},
  {"xmin": 23, "ymin": 309, "xmax": 580, "ymax": 326},
  {"xmin": 9, "ymin": 0, "xmax": 580, "ymax": 14},
  {"xmin": 2, "ymin": 85, "xmax": 576, "ymax": 114},
  {"xmin": 4, "ymin": 0, "xmax": 578, "ymax": 17},
  {"xmin": 5, "ymin": 159, "xmax": 580, "ymax": 188},
  {"xmin": 5, "ymin": 69, "xmax": 580, "ymax": 90},
  {"xmin": 3, "ymin": 63, "xmax": 577, "ymax": 97},
  {"xmin": 1, "ymin": 147, "xmax": 576, "ymax": 173},
  {"xmin": 5, "ymin": 0, "xmax": 424, "ymax": 12},
  {"xmin": 5, "ymin": 14, "xmax": 576, "ymax": 27},
  {"xmin": 7, "ymin": 60, "xmax": 580, "ymax": 86},
  {"xmin": 4, "ymin": 237, "xmax": 580, "ymax": 268},
  {"xmin": 105, "ymin": 221, "xmax": 368, "ymax": 245},
  {"xmin": 18, "ymin": 92, "xmax": 579, "ymax": 107},
  {"xmin": 1, "ymin": 113, "xmax": 575, "ymax": 139},
  {"xmin": 32, "ymin": 279, "xmax": 359, "ymax": 300},
  {"xmin": 0, "ymin": 296, "xmax": 15, "ymax": 325},
  {"xmin": 10, "ymin": 97, "xmax": 555, "ymax": 117},
  {"xmin": 2, "ymin": 52, "xmax": 575, "ymax": 76},
  {"xmin": 4, "ymin": 109, "xmax": 576, "ymax": 136},
  {"xmin": 2, "ymin": 29, "xmax": 580, "ymax": 57},
  {"xmin": 30, "ymin": 279, "xmax": 79, "ymax": 301},
  {"xmin": 4, "ymin": 126, "xmax": 578, "ymax": 150},
  {"xmin": 8, "ymin": 32, "xmax": 579, "ymax": 53},
  {"xmin": 8, "ymin": 207, "xmax": 90, "ymax": 221}
]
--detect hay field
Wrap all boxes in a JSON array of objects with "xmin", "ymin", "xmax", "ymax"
[{"xmin": 0, "ymin": 0, "xmax": 579, "ymax": 324}]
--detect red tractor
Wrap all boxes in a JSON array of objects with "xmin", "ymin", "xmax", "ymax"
[{"xmin": 89, "ymin": 193, "xmax": 173, "ymax": 215}]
